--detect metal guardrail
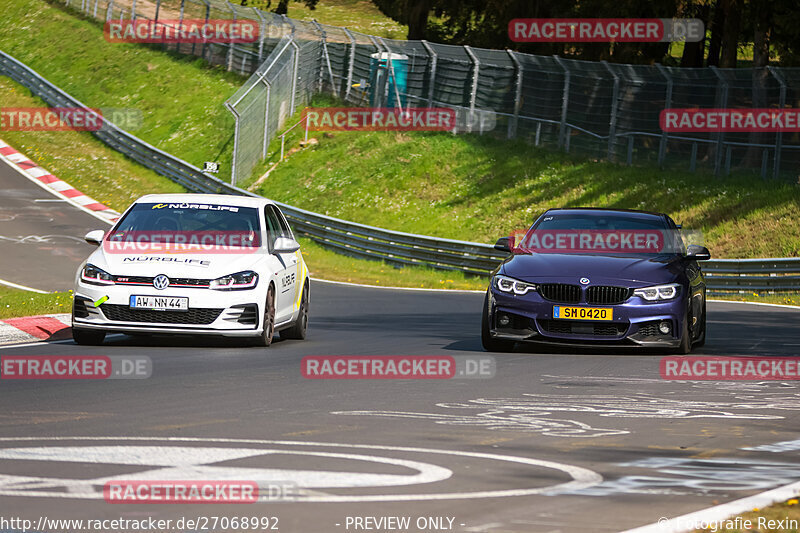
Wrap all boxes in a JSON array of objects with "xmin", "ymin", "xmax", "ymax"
[{"xmin": 1, "ymin": 49, "xmax": 798, "ymax": 290}]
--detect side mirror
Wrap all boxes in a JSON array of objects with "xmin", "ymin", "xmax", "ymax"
[
  {"xmin": 273, "ymin": 236, "xmax": 301, "ymax": 253},
  {"xmin": 84, "ymin": 229, "xmax": 105, "ymax": 246},
  {"xmin": 686, "ymin": 244, "xmax": 711, "ymax": 261},
  {"xmin": 494, "ymin": 237, "xmax": 512, "ymax": 253}
]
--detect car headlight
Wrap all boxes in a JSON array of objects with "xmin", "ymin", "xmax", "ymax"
[
  {"xmin": 494, "ymin": 275, "xmax": 537, "ymax": 295},
  {"xmin": 209, "ymin": 270, "xmax": 259, "ymax": 290},
  {"xmin": 80, "ymin": 264, "xmax": 114, "ymax": 285},
  {"xmin": 633, "ymin": 283, "xmax": 680, "ymax": 301}
]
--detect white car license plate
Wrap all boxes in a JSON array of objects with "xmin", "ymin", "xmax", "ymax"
[{"xmin": 130, "ymin": 295, "xmax": 188, "ymax": 311}]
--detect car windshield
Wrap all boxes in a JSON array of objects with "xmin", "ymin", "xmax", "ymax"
[
  {"xmin": 520, "ymin": 213, "xmax": 682, "ymax": 256},
  {"xmin": 112, "ymin": 202, "xmax": 260, "ymax": 233}
]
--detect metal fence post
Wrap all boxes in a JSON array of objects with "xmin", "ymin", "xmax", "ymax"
[
  {"xmin": 768, "ymin": 66, "xmax": 787, "ymax": 180},
  {"xmin": 553, "ymin": 56, "xmax": 570, "ymax": 150},
  {"xmin": 601, "ymin": 60, "xmax": 619, "ymax": 162},
  {"xmin": 289, "ymin": 37, "xmax": 300, "ymax": 115},
  {"xmin": 655, "ymin": 63, "xmax": 673, "ymax": 167},
  {"xmin": 254, "ymin": 8, "xmax": 267, "ymax": 64},
  {"xmin": 343, "ymin": 28, "xmax": 357, "ymax": 101},
  {"xmin": 379, "ymin": 37, "xmax": 404, "ymax": 111},
  {"xmin": 200, "ymin": 0, "xmax": 210, "ymax": 61},
  {"xmin": 463, "ymin": 45, "xmax": 480, "ymax": 133},
  {"xmin": 262, "ymin": 81, "xmax": 271, "ymax": 158},
  {"xmin": 105, "ymin": 0, "xmax": 114, "ymax": 21},
  {"xmin": 131, "ymin": 0, "xmax": 136, "ymax": 18},
  {"xmin": 709, "ymin": 66, "xmax": 728, "ymax": 176},
  {"xmin": 420, "ymin": 40, "xmax": 437, "ymax": 108},
  {"xmin": 506, "ymin": 49, "xmax": 522, "ymax": 139},
  {"xmin": 93, "ymin": 0, "xmax": 100, "ymax": 18},
  {"xmin": 225, "ymin": 103, "xmax": 240, "ymax": 185},
  {"xmin": 314, "ymin": 21, "xmax": 339, "ymax": 98},
  {"xmin": 368, "ymin": 36, "xmax": 387, "ymax": 107},
  {"xmin": 312, "ymin": 20, "xmax": 326, "ymax": 94},
  {"xmin": 225, "ymin": 2, "xmax": 237, "ymax": 72}
]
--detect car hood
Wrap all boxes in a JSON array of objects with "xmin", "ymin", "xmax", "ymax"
[
  {"xmin": 84, "ymin": 248, "xmax": 266, "ymax": 279},
  {"xmin": 500, "ymin": 253, "xmax": 683, "ymax": 286}
]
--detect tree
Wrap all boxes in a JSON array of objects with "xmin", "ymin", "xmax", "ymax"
[
  {"xmin": 371, "ymin": 0, "xmax": 432, "ymax": 40},
  {"xmin": 242, "ymin": 0, "xmax": 318, "ymax": 15}
]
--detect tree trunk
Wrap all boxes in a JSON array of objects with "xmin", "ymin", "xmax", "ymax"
[
  {"xmin": 719, "ymin": 0, "xmax": 740, "ymax": 68},
  {"xmin": 743, "ymin": 2, "xmax": 771, "ymax": 168},
  {"xmin": 406, "ymin": 0, "xmax": 430, "ymax": 40},
  {"xmin": 707, "ymin": 0, "xmax": 725, "ymax": 66},
  {"xmin": 272, "ymin": 0, "xmax": 289, "ymax": 15},
  {"xmin": 681, "ymin": 3, "xmax": 709, "ymax": 67}
]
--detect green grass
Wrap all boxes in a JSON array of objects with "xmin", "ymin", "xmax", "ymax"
[
  {"xmin": 0, "ymin": 0, "xmax": 241, "ymax": 182},
  {"xmin": 0, "ymin": 288, "xmax": 73, "ymax": 320},
  {"xmin": 1, "ymin": 0, "xmax": 797, "ymax": 313},
  {"xmin": 285, "ymin": 0, "xmax": 406, "ymax": 38},
  {"xmin": 0, "ymin": 78, "xmax": 185, "ymax": 212},
  {"xmin": 710, "ymin": 292, "xmax": 800, "ymax": 307},
  {"xmin": 299, "ymin": 237, "xmax": 484, "ymax": 290},
  {"xmin": 249, "ymin": 102, "xmax": 800, "ymax": 259}
]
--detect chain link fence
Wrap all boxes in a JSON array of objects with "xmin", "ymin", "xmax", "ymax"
[{"xmin": 61, "ymin": 0, "xmax": 800, "ymax": 185}]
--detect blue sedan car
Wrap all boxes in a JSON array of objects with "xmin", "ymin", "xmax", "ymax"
[{"xmin": 482, "ymin": 208, "xmax": 710, "ymax": 354}]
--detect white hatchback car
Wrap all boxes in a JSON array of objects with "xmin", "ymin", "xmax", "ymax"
[{"xmin": 72, "ymin": 194, "xmax": 309, "ymax": 346}]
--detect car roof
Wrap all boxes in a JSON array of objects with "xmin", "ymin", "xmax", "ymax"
[
  {"xmin": 133, "ymin": 193, "xmax": 274, "ymax": 209},
  {"xmin": 542, "ymin": 207, "xmax": 667, "ymax": 219}
]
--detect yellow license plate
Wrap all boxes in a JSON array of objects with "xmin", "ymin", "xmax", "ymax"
[{"xmin": 553, "ymin": 306, "xmax": 613, "ymax": 321}]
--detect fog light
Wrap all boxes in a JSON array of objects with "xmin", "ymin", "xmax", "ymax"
[
  {"xmin": 498, "ymin": 313, "xmax": 511, "ymax": 327},
  {"xmin": 659, "ymin": 321, "xmax": 671, "ymax": 335}
]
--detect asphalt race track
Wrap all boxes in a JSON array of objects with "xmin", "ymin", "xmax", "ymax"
[
  {"xmin": 0, "ymin": 157, "xmax": 107, "ymax": 292},
  {"xmin": 2, "ymin": 156, "xmax": 800, "ymax": 532}
]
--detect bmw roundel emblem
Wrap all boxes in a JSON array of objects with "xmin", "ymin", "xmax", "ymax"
[
  {"xmin": 153, "ymin": 274, "xmax": 170, "ymax": 290},
  {"xmin": 580, "ymin": 277, "xmax": 590, "ymax": 285}
]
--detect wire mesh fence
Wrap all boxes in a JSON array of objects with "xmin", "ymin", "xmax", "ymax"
[{"xmin": 59, "ymin": 0, "xmax": 800, "ymax": 185}]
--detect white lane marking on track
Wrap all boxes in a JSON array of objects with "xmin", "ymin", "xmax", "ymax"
[
  {"xmin": 621, "ymin": 480, "xmax": 800, "ymax": 533},
  {"xmin": 0, "ymin": 277, "xmax": 49, "ymax": 293},
  {"xmin": 707, "ymin": 298, "xmax": 800, "ymax": 310},
  {"xmin": 0, "ymin": 152, "xmax": 114, "ymax": 226},
  {"xmin": 333, "ymin": 393, "xmax": 791, "ymax": 438},
  {"xmin": 0, "ymin": 436, "xmax": 602, "ymax": 502},
  {"xmin": 0, "ymin": 446, "xmax": 452, "ymax": 494}
]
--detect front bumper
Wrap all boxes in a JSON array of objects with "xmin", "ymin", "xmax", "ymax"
[
  {"xmin": 72, "ymin": 281, "xmax": 266, "ymax": 337},
  {"xmin": 489, "ymin": 287, "xmax": 685, "ymax": 348}
]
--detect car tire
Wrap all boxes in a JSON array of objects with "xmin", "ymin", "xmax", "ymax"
[
  {"xmin": 481, "ymin": 291, "xmax": 515, "ymax": 353},
  {"xmin": 281, "ymin": 281, "xmax": 309, "ymax": 340},
  {"xmin": 675, "ymin": 301, "xmax": 692, "ymax": 355},
  {"xmin": 253, "ymin": 284, "xmax": 276, "ymax": 347},
  {"xmin": 694, "ymin": 299, "xmax": 707, "ymax": 348},
  {"xmin": 72, "ymin": 328, "xmax": 105, "ymax": 346}
]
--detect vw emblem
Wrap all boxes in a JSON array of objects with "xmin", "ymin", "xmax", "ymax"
[
  {"xmin": 579, "ymin": 277, "xmax": 590, "ymax": 285},
  {"xmin": 153, "ymin": 274, "xmax": 170, "ymax": 290}
]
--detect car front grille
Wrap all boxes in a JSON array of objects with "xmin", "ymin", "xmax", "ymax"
[
  {"xmin": 112, "ymin": 275, "xmax": 211, "ymax": 287},
  {"xmin": 538, "ymin": 283, "xmax": 582, "ymax": 303},
  {"xmin": 100, "ymin": 304, "xmax": 223, "ymax": 324},
  {"xmin": 586, "ymin": 285, "xmax": 632, "ymax": 305},
  {"xmin": 539, "ymin": 319, "xmax": 627, "ymax": 336}
]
